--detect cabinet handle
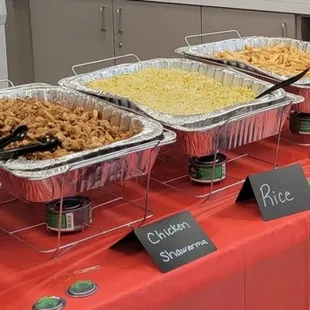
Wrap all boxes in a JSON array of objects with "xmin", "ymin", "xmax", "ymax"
[
  {"xmin": 100, "ymin": 6, "xmax": 106, "ymax": 32},
  {"xmin": 281, "ymin": 22, "xmax": 287, "ymax": 37},
  {"xmin": 117, "ymin": 8, "xmax": 123, "ymax": 34},
  {"xmin": 117, "ymin": 8, "xmax": 123, "ymax": 48}
]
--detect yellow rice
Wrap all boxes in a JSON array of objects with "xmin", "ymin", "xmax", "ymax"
[{"xmin": 88, "ymin": 68, "xmax": 256, "ymax": 116}]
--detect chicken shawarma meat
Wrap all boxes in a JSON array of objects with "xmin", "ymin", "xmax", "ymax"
[{"xmin": 0, "ymin": 98, "xmax": 139, "ymax": 160}]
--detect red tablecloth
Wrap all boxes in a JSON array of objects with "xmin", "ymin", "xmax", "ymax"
[{"xmin": 1, "ymin": 137, "xmax": 310, "ymax": 310}]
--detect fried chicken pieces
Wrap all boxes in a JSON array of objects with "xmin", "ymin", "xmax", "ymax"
[{"xmin": 0, "ymin": 98, "xmax": 138, "ymax": 160}]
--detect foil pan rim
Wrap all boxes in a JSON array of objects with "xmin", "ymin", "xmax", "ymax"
[
  {"xmin": 1, "ymin": 129, "xmax": 176, "ymax": 180},
  {"xmin": 0, "ymin": 83, "xmax": 51, "ymax": 93},
  {"xmin": 59, "ymin": 58, "xmax": 286, "ymax": 126},
  {"xmin": 169, "ymin": 94, "xmax": 302, "ymax": 132},
  {"xmin": 176, "ymin": 36, "xmax": 310, "ymax": 86},
  {"xmin": 176, "ymin": 51, "xmax": 310, "ymax": 91},
  {"xmin": 0, "ymin": 85, "xmax": 164, "ymax": 171}
]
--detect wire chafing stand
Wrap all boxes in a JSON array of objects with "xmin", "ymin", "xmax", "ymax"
[{"xmin": 0, "ymin": 129, "xmax": 175, "ymax": 258}]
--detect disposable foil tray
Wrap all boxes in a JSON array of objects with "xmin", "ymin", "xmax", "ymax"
[
  {"xmin": 175, "ymin": 37, "xmax": 310, "ymax": 86},
  {"xmin": 176, "ymin": 48, "xmax": 310, "ymax": 113},
  {"xmin": 59, "ymin": 58, "xmax": 286, "ymax": 126},
  {"xmin": 170, "ymin": 95, "xmax": 304, "ymax": 156},
  {"xmin": 0, "ymin": 85, "xmax": 164, "ymax": 171},
  {"xmin": 0, "ymin": 129, "xmax": 176, "ymax": 202},
  {"xmin": 0, "ymin": 84, "xmax": 176, "ymax": 202}
]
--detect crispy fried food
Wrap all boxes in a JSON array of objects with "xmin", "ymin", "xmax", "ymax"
[
  {"xmin": 0, "ymin": 98, "xmax": 138, "ymax": 160},
  {"xmin": 213, "ymin": 44, "xmax": 310, "ymax": 77}
]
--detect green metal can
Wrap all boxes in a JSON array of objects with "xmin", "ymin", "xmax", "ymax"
[
  {"xmin": 189, "ymin": 153, "xmax": 227, "ymax": 184},
  {"xmin": 67, "ymin": 280, "xmax": 99, "ymax": 298},
  {"xmin": 46, "ymin": 196, "xmax": 92, "ymax": 233},
  {"xmin": 32, "ymin": 296, "xmax": 66, "ymax": 310}
]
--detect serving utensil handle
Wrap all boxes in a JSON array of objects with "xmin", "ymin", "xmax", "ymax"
[{"xmin": 255, "ymin": 67, "xmax": 309, "ymax": 99}]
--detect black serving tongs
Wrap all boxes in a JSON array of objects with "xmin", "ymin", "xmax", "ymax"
[
  {"xmin": 0, "ymin": 125, "xmax": 60, "ymax": 160},
  {"xmin": 255, "ymin": 67, "xmax": 310, "ymax": 99}
]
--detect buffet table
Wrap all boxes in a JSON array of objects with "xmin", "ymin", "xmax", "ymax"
[
  {"xmin": 2, "ymin": 5, "xmax": 310, "ymax": 308},
  {"xmin": 1, "ymin": 136, "xmax": 310, "ymax": 310}
]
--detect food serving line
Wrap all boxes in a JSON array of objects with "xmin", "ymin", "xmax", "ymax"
[{"xmin": 1, "ymin": 33, "xmax": 310, "ymax": 309}]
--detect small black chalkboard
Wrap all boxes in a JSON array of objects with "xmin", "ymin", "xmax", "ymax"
[
  {"xmin": 236, "ymin": 164, "xmax": 310, "ymax": 221},
  {"xmin": 122, "ymin": 211, "xmax": 217, "ymax": 273}
]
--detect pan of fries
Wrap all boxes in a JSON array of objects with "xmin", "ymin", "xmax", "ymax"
[
  {"xmin": 213, "ymin": 44, "xmax": 310, "ymax": 79},
  {"xmin": 175, "ymin": 33, "xmax": 310, "ymax": 112}
]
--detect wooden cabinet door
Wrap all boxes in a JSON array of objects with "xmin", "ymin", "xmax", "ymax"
[
  {"xmin": 30, "ymin": 0, "xmax": 114, "ymax": 84},
  {"xmin": 202, "ymin": 7, "xmax": 296, "ymax": 43},
  {"xmin": 113, "ymin": 0, "xmax": 201, "ymax": 62}
]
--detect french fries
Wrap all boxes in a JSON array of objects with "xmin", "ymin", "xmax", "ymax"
[{"xmin": 213, "ymin": 44, "xmax": 310, "ymax": 77}]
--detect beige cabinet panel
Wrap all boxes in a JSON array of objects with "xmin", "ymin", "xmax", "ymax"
[
  {"xmin": 6, "ymin": 0, "xmax": 34, "ymax": 84},
  {"xmin": 113, "ymin": 1, "xmax": 201, "ymax": 62},
  {"xmin": 202, "ymin": 7, "xmax": 296, "ymax": 43},
  {"xmin": 30, "ymin": 0, "xmax": 114, "ymax": 84}
]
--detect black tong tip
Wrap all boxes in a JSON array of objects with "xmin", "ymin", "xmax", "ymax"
[{"xmin": 0, "ymin": 125, "xmax": 61, "ymax": 160}]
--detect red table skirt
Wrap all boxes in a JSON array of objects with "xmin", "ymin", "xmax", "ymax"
[{"xmin": 1, "ymin": 137, "xmax": 310, "ymax": 310}]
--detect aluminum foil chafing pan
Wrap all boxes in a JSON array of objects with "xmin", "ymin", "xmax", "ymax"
[
  {"xmin": 59, "ymin": 58, "xmax": 286, "ymax": 126},
  {"xmin": 0, "ymin": 85, "xmax": 164, "ymax": 171},
  {"xmin": 175, "ymin": 52, "xmax": 310, "ymax": 113},
  {"xmin": 170, "ymin": 94, "xmax": 304, "ymax": 156},
  {"xmin": 175, "ymin": 36, "xmax": 310, "ymax": 86},
  {"xmin": 0, "ymin": 129, "xmax": 176, "ymax": 202}
]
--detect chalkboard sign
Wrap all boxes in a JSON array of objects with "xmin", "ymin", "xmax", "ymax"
[
  {"xmin": 236, "ymin": 164, "xmax": 310, "ymax": 221},
  {"xmin": 133, "ymin": 211, "xmax": 217, "ymax": 273}
]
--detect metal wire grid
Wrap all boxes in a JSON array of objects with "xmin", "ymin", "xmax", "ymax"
[
  {"xmin": 0, "ymin": 101, "xmax": 288, "ymax": 258},
  {"xmin": 0, "ymin": 143, "xmax": 160, "ymax": 258}
]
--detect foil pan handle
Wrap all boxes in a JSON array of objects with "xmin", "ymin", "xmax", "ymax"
[
  {"xmin": 72, "ymin": 54, "xmax": 141, "ymax": 75},
  {"xmin": 228, "ymin": 94, "xmax": 302, "ymax": 124},
  {"xmin": 185, "ymin": 30, "xmax": 242, "ymax": 46},
  {"xmin": 287, "ymin": 93, "xmax": 304, "ymax": 105},
  {"xmin": 0, "ymin": 83, "xmax": 51, "ymax": 95}
]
